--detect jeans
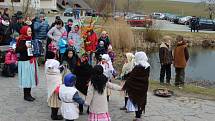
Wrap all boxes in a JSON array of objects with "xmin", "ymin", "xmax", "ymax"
[
  {"xmin": 175, "ymin": 68, "xmax": 185, "ymax": 86},
  {"xmin": 160, "ymin": 64, "xmax": 171, "ymax": 84}
]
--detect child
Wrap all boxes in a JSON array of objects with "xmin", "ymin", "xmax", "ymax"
[
  {"xmin": 58, "ymin": 32, "xmax": 68, "ymax": 63},
  {"xmin": 62, "ymin": 48, "xmax": 79, "ymax": 73},
  {"xmin": 3, "ymin": 45, "xmax": 18, "ymax": 77},
  {"xmin": 120, "ymin": 53, "xmax": 134, "ymax": 111},
  {"xmin": 59, "ymin": 73, "xmax": 85, "ymax": 121},
  {"xmin": 107, "ymin": 45, "xmax": 115, "ymax": 63},
  {"xmin": 86, "ymin": 65, "xmax": 121, "ymax": 121},
  {"xmin": 95, "ymin": 41, "xmax": 107, "ymax": 63},
  {"xmin": 45, "ymin": 51, "xmax": 63, "ymax": 120}
]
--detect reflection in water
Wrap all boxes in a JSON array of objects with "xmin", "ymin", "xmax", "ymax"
[{"xmin": 148, "ymin": 47, "xmax": 215, "ymax": 82}]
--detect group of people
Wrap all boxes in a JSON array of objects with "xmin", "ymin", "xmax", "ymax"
[
  {"xmin": 0, "ymin": 8, "xmax": 191, "ymax": 121},
  {"xmin": 159, "ymin": 35, "xmax": 189, "ymax": 88}
]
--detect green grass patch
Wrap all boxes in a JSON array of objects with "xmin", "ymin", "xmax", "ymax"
[
  {"xmin": 149, "ymin": 80, "xmax": 215, "ymax": 100},
  {"xmin": 126, "ymin": 0, "xmax": 208, "ymax": 18}
]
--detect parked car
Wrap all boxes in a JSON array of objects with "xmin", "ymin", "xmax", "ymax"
[
  {"xmin": 127, "ymin": 15, "xmax": 153, "ymax": 27},
  {"xmin": 151, "ymin": 12, "xmax": 165, "ymax": 20},
  {"xmin": 179, "ymin": 16, "xmax": 192, "ymax": 25},
  {"xmin": 164, "ymin": 13, "xmax": 177, "ymax": 21},
  {"xmin": 63, "ymin": 8, "xmax": 73, "ymax": 16},
  {"xmin": 173, "ymin": 16, "xmax": 183, "ymax": 24},
  {"xmin": 189, "ymin": 19, "xmax": 215, "ymax": 30}
]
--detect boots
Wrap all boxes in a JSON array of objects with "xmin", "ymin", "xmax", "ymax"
[
  {"xmin": 51, "ymin": 108, "xmax": 63, "ymax": 120},
  {"xmin": 23, "ymin": 88, "xmax": 35, "ymax": 102}
]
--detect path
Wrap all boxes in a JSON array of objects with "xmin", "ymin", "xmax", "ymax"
[{"xmin": 0, "ymin": 67, "xmax": 215, "ymax": 121}]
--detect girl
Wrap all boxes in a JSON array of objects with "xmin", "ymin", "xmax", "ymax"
[
  {"xmin": 74, "ymin": 53, "xmax": 93, "ymax": 114},
  {"xmin": 86, "ymin": 65, "xmax": 121, "ymax": 121},
  {"xmin": 59, "ymin": 73, "xmax": 85, "ymax": 121},
  {"xmin": 120, "ymin": 53, "xmax": 134, "ymax": 111},
  {"xmin": 15, "ymin": 26, "xmax": 39, "ymax": 102},
  {"xmin": 3, "ymin": 46, "xmax": 18, "ymax": 77},
  {"xmin": 107, "ymin": 45, "xmax": 115, "ymax": 63},
  {"xmin": 99, "ymin": 54, "xmax": 116, "ymax": 102},
  {"xmin": 62, "ymin": 48, "xmax": 79, "ymax": 73},
  {"xmin": 45, "ymin": 51, "xmax": 63, "ymax": 120},
  {"xmin": 123, "ymin": 52, "xmax": 150, "ymax": 121},
  {"xmin": 58, "ymin": 32, "xmax": 68, "ymax": 63}
]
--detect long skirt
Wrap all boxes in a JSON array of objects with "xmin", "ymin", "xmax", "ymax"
[
  {"xmin": 18, "ymin": 60, "xmax": 38, "ymax": 88},
  {"xmin": 48, "ymin": 93, "xmax": 61, "ymax": 108},
  {"xmin": 88, "ymin": 112, "xmax": 111, "ymax": 121}
]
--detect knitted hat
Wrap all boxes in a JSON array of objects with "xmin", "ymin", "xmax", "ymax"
[
  {"xmin": 67, "ymin": 19, "xmax": 73, "ymax": 22},
  {"xmin": 64, "ymin": 73, "xmax": 76, "ymax": 87}
]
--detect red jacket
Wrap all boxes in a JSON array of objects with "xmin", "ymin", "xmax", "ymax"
[
  {"xmin": 85, "ymin": 32, "xmax": 98, "ymax": 52},
  {"xmin": 5, "ymin": 49, "xmax": 18, "ymax": 64}
]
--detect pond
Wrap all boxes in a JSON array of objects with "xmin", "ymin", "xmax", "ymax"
[{"xmin": 147, "ymin": 47, "xmax": 215, "ymax": 82}]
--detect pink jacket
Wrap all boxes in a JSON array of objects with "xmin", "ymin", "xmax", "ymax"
[{"xmin": 5, "ymin": 49, "xmax": 18, "ymax": 64}]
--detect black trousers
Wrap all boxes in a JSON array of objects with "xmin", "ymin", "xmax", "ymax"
[
  {"xmin": 135, "ymin": 107, "xmax": 143, "ymax": 118},
  {"xmin": 175, "ymin": 68, "xmax": 185, "ymax": 86},
  {"xmin": 65, "ymin": 120, "xmax": 74, "ymax": 121},
  {"xmin": 79, "ymin": 104, "xmax": 83, "ymax": 113},
  {"xmin": 160, "ymin": 64, "xmax": 171, "ymax": 84}
]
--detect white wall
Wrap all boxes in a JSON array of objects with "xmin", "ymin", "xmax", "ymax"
[{"xmin": 0, "ymin": 0, "xmax": 56, "ymax": 10}]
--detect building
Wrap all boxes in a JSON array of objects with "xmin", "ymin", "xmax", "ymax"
[{"xmin": 0, "ymin": 0, "xmax": 57, "ymax": 11}]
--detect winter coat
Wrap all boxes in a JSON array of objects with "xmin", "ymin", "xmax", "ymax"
[
  {"xmin": 4, "ymin": 49, "xmax": 18, "ymax": 64},
  {"xmin": 74, "ymin": 62, "xmax": 93, "ymax": 95},
  {"xmin": 98, "ymin": 37, "xmax": 111, "ymax": 50},
  {"xmin": 47, "ymin": 26, "xmax": 66, "ymax": 45},
  {"xmin": 68, "ymin": 31, "xmax": 83, "ymax": 52},
  {"xmin": 159, "ymin": 42, "xmax": 173, "ymax": 65},
  {"xmin": 65, "ymin": 25, "xmax": 73, "ymax": 34},
  {"xmin": 86, "ymin": 82, "xmax": 121, "ymax": 114},
  {"xmin": 12, "ymin": 22, "xmax": 24, "ymax": 34},
  {"xmin": 108, "ymin": 51, "xmax": 115, "ymax": 63},
  {"xmin": 0, "ymin": 22, "xmax": 12, "ymax": 44},
  {"xmin": 95, "ymin": 46, "xmax": 107, "ymax": 60},
  {"xmin": 33, "ymin": 19, "xmax": 49, "ymax": 40},
  {"xmin": 58, "ymin": 38, "xmax": 68, "ymax": 54},
  {"xmin": 85, "ymin": 32, "xmax": 98, "ymax": 52},
  {"xmin": 173, "ymin": 42, "xmax": 189, "ymax": 68}
]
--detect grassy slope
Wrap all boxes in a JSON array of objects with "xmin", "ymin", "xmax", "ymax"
[{"xmin": 137, "ymin": 0, "xmax": 208, "ymax": 17}]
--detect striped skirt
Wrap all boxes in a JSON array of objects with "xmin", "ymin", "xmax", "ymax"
[
  {"xmin": 48, "ymin": 93, "xmax": 61, "ymax": 108},
  {"xmin": 18, "ymin": 60, "xmax": 39, "ymax": 88},
  {"xmin": 88, "ymin": 112, "xmax": 111, "ymax": 121}
]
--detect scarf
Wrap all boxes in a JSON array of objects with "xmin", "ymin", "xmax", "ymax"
[{"xmin": 134, "ymin": 52, "xmax": 150, "ymax": 68}]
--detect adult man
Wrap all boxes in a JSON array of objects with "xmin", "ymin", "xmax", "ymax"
[{"xmin": 173, "ymin": 35, "xmax": 189, "ymax": 88}]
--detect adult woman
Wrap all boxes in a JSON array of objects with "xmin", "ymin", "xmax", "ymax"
[
  {"xmin": 47, "ymin": 20, "xmax": 66, "ymax": 48},
  {"xmin": 16, "ymin": 26, "xmax": 39, "ymax": 102},
  {"xmin": 123, "ymin": 52, "xmax": 150, "ymax": 121}
]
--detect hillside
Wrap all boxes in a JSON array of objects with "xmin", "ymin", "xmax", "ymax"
[{"xmin": 84, "ymin": 0, "xmax": 209, "ymax": 17}]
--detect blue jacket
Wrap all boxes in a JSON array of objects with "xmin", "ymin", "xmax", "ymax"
[
  {"xmin": 33, "ymin": 19, "xmax": 49, "ymax": 40},
  {"xmin": 58, "ymin": 38, "xmax": 68, "ymax": 54}
]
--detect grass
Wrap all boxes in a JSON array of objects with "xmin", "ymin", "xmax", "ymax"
[
  {"xmin": 128, "ymin": 0, "xmax": 208, "ymax": 18},
  {"xmin": 149, "ymin": 80, "xmax": 215, "ymax": 100}
]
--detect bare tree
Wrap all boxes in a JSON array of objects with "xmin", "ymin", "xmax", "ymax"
[{"xmin": 202, "ymin": 0, "xmax": 215, "ymax": 19}]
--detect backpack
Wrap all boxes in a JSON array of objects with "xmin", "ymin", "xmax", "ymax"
[{"xmin": 31, "ymin": 39, "xmax": 43, "ymax": 57}]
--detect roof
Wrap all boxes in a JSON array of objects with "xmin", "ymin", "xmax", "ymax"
[{"xmin": 68, "ymin": 0, "xmax": 91, "ymax": 10}]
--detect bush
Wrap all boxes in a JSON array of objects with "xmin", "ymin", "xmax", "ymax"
[
  {"xmin": 144, "ymin": 27, "xmax": 161, "ymax": 43},
  {"xmin": 105, "ymin": 20, "xmax": 135, "ymax": 52}
]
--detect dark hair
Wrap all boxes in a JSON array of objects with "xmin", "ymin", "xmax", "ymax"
[
  {"xmin": 68, "ymin": 19, "xmax": 73, "ymax": 22},
  {"xmin": 55, "ymin": 16, "xmax": 61, "ymax": 20},
  {"xmin": 91, "ymin": 65, "xmax": 108, "ymax": 94},
  {"xmin": 46, "ymin": 51, "xmax": 55, "ymax": 59},
  {"xmin": 56, "ymin": 20, "xmax": 64, "ymax": 26},
  {"xmin": 74, "ymin": 25, "xmax": 79, "ymax": 29},
  {"xmin": 63, "ymin": 47, "xmax": 78, "ymax": 60}
]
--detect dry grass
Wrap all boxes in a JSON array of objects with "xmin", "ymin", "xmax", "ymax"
[{"xmin": 104, "ymin": 20, "xmax": 135, "ymax": 52}]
